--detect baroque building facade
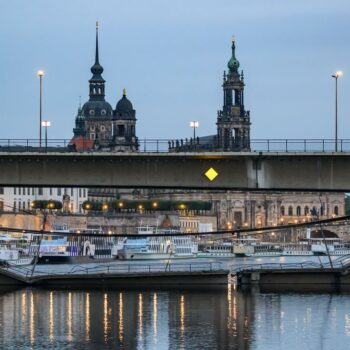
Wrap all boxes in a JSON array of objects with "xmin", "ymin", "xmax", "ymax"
[{"xmin": 70, "ymin": 23, "xmax": 138, "ymax": 151}]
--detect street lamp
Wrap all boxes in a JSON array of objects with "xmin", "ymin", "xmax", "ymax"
[
  {"xmin": 190, "ymin": 121, "xmax": 199, "ymax": 140},
  {"xmin": 41, "ymin": 120, "xmax": 51, "ymax": 149},
  {"xmin": 37, "ymin": 70, "xmax": 45, "ymax": 148},
  {"xmin": 331, "ymin": 71, "xmax": 343, "ymax": 152}
]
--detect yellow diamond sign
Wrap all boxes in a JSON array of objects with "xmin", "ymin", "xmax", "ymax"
[{"xmin": 204, "ymin": 167, "xmax": 218, "ymax": 181}]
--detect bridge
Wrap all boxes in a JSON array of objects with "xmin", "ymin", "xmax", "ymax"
[{"xmin": 1, "ymin": 138, "xmax": 350, "ymax": 191}]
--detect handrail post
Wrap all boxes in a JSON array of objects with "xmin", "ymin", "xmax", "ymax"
[
  {"xmin": 267, "ymin": 140, "xmax": 270, "ymax": 152},
  {"xmin": 322, "ymin": 139, "xmax": 325, "ymax": 152},
  {"xmin": 304, "ymin": 139, "xmax": 306, "ymax": 152},
  {"xmin": 285, "ymin": 139, "xmax": 288, "ymax": 152}
]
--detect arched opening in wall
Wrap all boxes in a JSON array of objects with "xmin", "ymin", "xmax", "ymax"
[
  {"xmin": 304, "ymin": 206, "xmax": 309, "ymax": 215},
  {"xmin": 280, "ymin": 206, "xmax": 285, "ymax": 216},
  {"xmin": 320, "ymin": 205, "xmax": 324, "ymax": 216},
  {"xmin": 288, "ymin": 206, "xmax": 293, "ymax": 216},
  {"xmin": 334, "ymin": 206, "xmax": 339, "ymax": 216},
  {"xmin": 296, "ymin": 206, "xmax": 301, "ymax": 216}
]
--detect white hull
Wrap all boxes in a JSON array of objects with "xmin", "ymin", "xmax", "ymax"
[
  {"xmin": 117, "ymin": 251, "xmax": 197, "ymax": 260},
  {"xmin": 117, "ymin": 251, "xmax": 172, "ymax": 260}
]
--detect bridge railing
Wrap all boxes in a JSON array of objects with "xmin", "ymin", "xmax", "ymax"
[{"xmin": 1, "ymin": 138, "xmax": 350, "ymax": 153}]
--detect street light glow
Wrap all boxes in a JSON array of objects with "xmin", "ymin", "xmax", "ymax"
[
  {"xmin": 190, "ymin": 121, "xmax": 199, "ymax": 128},
  {"xmin": 37, "ymin": 70, "xmax": 45, "ymax": 77},
  {"xmin": 336, "ymin": 71, "xmax": 343, "ymax": 77},
  {"xmin": 332, "ymin": 71, "xmax": 343, "ymax": 78},
  {"xmin": 42, "ymin": 120, "xmax": 51, "ymax": 127}
]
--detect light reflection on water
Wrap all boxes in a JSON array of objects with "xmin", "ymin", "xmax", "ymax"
[{"xmin": 0, "ymin": 287, "xmax": 350, "ymax": 349}]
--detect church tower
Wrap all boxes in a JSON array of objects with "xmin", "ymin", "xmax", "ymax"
[
  {"xmin": 216, "ymin": 37, "xmax": 250, "ymax": 151},
  {"xmin": 113, "ymin": 89, "xmax": 138, "ymax": 151},
  {"xmin": 81, "ymin": 22, "xmax": 113, "ymax": 146}
]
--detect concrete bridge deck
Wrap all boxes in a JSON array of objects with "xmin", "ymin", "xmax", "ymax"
[{"xmin": 1, "ymin": 151, "xmax": 350, "ymax": 190}]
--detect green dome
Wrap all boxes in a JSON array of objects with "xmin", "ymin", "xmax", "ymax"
[{"xmin": 227, "ymin": 40, "xmax": 240, "ymax": 73}]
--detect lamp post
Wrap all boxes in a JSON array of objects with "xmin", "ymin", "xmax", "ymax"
[
  {"xmin": 41, "ymin": 120, "xmax": 51, "ymax": 149},
  {"xmin": 37, "ymin": 70, "xmax": 45, "ymax": 148},
  {"xmin": 190, "ymin": 121, "xmax": 199, "ymax": 140},
  {"xmin": 331, "ymin": 71, "xmax": 343, "ymax": 152}
]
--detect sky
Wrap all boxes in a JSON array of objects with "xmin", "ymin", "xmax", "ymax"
[{"xmin": 1, "ymin": 0, "xmax": 350, "ymax": 140}]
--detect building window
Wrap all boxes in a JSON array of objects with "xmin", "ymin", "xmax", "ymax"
[
  {"xmin": 101, "ymin": 125, "xmax": 105, "ymax": 131},
  {"xmin": 71, "ymin": 188, "xmax": 74, "ymax": 196},
  {"xmin": 79, "ymin": 189, "xmax": 82, "ymax": 197},
  {"xmin": 304, "ymin": 206, "xmax": 309, "ymax": 215},
  {"xmin": 23, "ymin": 201, "xmax": 26, "ymax": 210},
  {"xmin": 83, "ymin": 189, "xmax": 86, "ymax": 197},
  {"xmin": 90, "ymin": 126, "xmax": 95, "ymax": 131},
  {"xmin": 296, "ymin": 206, "xmax": 301, "ymax": 216},
  {"xmin": 57, "ymin": 188, "xmax": 61, "ymax": 196},
  {"xmin": 13, "ymin": 201, "xmax": 16, "ymax": 211},
  {"xmin": 0, "ymin": 201, "xmax": 3, "ymax": 211},
  {"xmin": 38, "ymin": 188, "xmax": 43, "ymax": 196},
  {"xmin": 14, "ymin": 187, "xmax": 16, "ymax": 195},
  {"xmin": 23, "ymin": 188, "xmax": 26, "ymax": 196},
  {"xmin": 18, "ymin": 202, "xmax": 21, "ymax": 210},
  {"xmin": 288, "ymin": 206, "xmax": 293, "ymax": 216},
  {"xmin": 280, "ymin": 206, "xmax": 285, "ymax": 216},
  {"xmin": 32, "ymin": 188, "xmax": 34, "ymax": 195},
  {"xmin": 50, "ymin": 188, "xmax": 53, "ymax": 196},
  {"xmin": 334, "ymin": 206, "xmax": 339, "ymax": 216},
  {"xmin": 0, "ymin": 187, "xmax": 4, "ymax": 195},
  {"xmin": 90, "ymin": 133, "xmax": 95, "ymax": 140},
  {"xmin": 19, "ymin": 187, "xmax": 21, "ymax": 195}
]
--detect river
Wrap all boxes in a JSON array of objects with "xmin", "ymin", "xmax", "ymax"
[{"xmin": 0, "ymin": 284, "xmax": 350, "ymax": 350}]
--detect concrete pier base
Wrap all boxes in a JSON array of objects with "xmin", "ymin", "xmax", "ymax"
[{"xmin": 236, "ymin": 268, "xmax": 350, "ymax": 291}]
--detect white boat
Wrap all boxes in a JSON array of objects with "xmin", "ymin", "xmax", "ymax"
[
  {"xmin": 0, "ymin": 234, "xmax": 33, "ymax": 266},
  {"xmin": 197, "ymin": 242, "xmax": 234, "ymax": 258},
  {"xmin": 112, "ymin": 226, "xmax": 198, "ymax": 260},
  {"xmin": 281, "ymin": 243, "xmax": 313, "ymax": 256}
]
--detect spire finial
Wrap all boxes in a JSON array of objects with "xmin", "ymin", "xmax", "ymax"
[
  {"xmin": 95, "ymin": 21, "xmax": 99, "ymax": 64},
  {"xmin": 227, "ymin": 35, "xmax": 240, "ymax": 73},
  {"xmin": 123, "ymin": 88, "xmax": 126, "ymax": 97}
]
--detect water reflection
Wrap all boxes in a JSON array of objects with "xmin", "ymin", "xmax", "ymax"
[{"xmin": 0, "ymin": 287, "xmax": 350, "ymax": 349}]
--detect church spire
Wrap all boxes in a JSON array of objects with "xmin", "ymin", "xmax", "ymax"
[
  {"xmin": 89, "ymin": 21, "xmax": 105, "ymax": 100},
  {"xmin": 90, "ymin": 21, "xmax": 104, "ymax": 76},
  {"xmin": 95, "ymin": 21, "xmax": 100, "ymax": 65}
]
